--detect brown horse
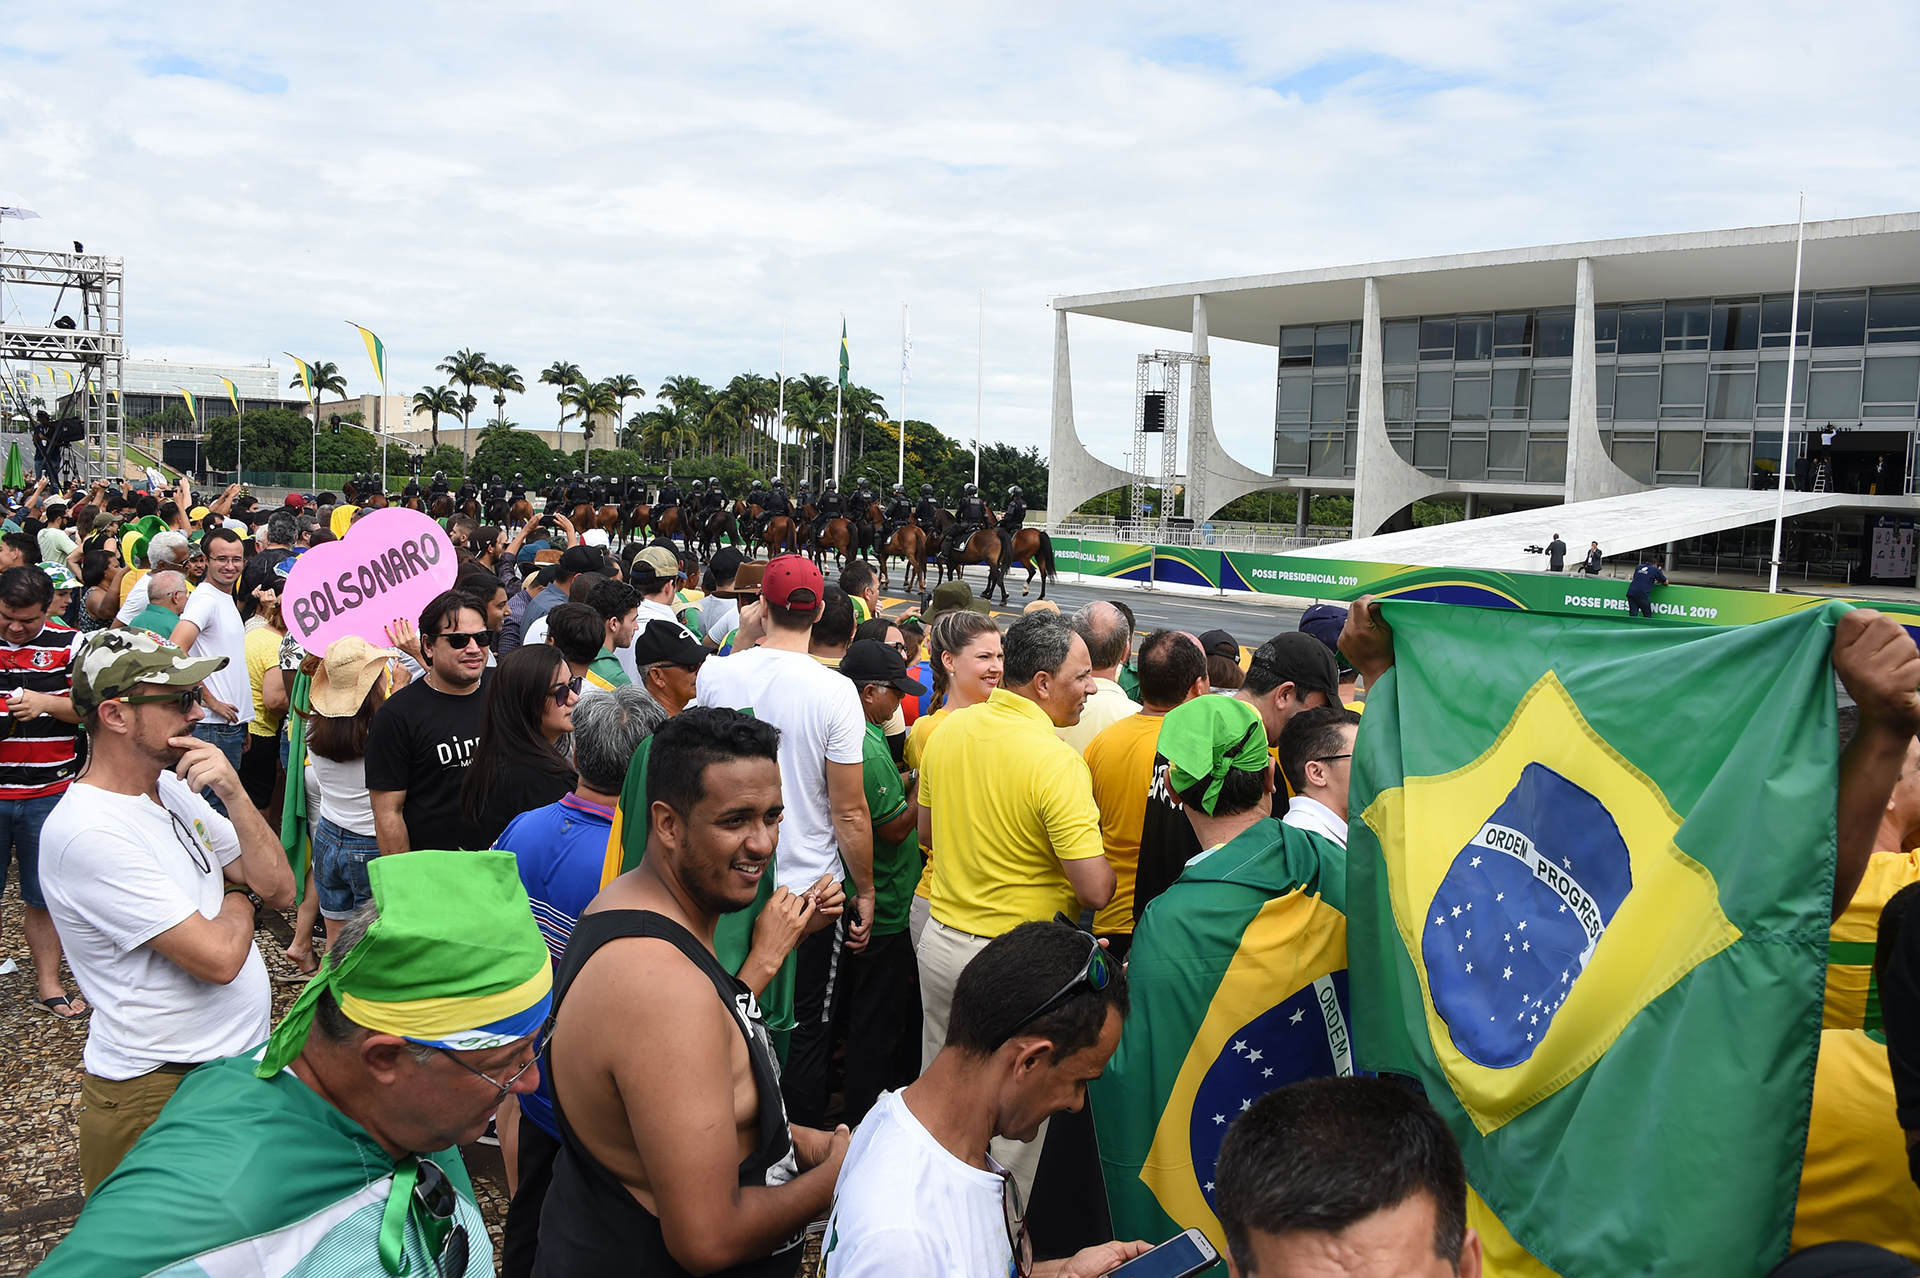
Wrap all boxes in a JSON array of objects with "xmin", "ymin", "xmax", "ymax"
[
  {"xmin": 622, "ymin": 502, "xmax": 651, "ymax": 545},
  {"xmin": 651, "ymin": 506, "xmax": 684, "ymax": 545},
  {"xmin": 567, "ymin": 502, "xmax": 597, "ymax": 530},
  {"xmin": 362, "ymin": 491, "xmax": 389, "ymax": 509},
  {"xmin": 1006, "ymin": 528, "xmax": 1057, "ymax": 600},
  {"xmin": 937, "ymin": 527, "xmax": 1014, "ymax": 604},
  {"xmin": 508, "ymin": 499, "xmax": 533, "ymax": 528},
  {"xmin": 810, "ymin": 517, "xmax": 855, "ymax": 570},
  {"xmin": 758, "ymin": 515, "xmax": 801, "ymax": 559},
  {"xmin": 429, "ymin": 495, "xmax": 454, "ymax": 521},
  {"xmin": 877, "ymin": 522, "xmax": 929, "ymax": 594},
  {"xmin": 595, "ymin": 504, "xmax": 622, "ymax": 543}
]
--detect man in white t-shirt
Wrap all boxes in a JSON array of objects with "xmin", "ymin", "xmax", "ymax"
[
  {"xmin": 40, "ymin": 629, "xmax": 295, "ymax": 1192},
  {"xmin": 1276, "ymin": 705, "xmax": 1360, "ymax": 849},
  {"xmin": 630, "ymin": 544, "xmax": 683, "ymax": 629},
  {"xmin": 823, "ymin": 920, "xmax": 1146, "ymax": 1278},
  {"xmin": 693, "ymin": 553, "xmax": 872, "ymax": 1130},
  {"xmin": 167, "ymin": 527, "xmax": 253, "ymax": 815}
]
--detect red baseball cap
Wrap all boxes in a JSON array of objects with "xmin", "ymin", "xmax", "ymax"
[
  {"xmin": 284, "ymin": 493, "xmax": 306, "ymax": 509},
  {"xmin": 761, "ymin": 554, "xmax": 823, "ymax": 611}
]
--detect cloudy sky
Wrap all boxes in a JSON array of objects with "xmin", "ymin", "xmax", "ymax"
[{"xmin": 3, "ymin": 3, "xmax": 1917, "ymax": 473}]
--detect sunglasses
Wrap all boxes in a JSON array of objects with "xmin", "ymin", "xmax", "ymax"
[
  {"xmin": 122, "ymin": 685, "xmax": 206, "ymax": 715},
  {"xmin": 410, "ymin": 1156, "xmax": 471, "ymax": 1278},
  {"xmin": 998, "ymin": 1168, "xmax": 1033, "ymax": 1278},
  {"xmin": 168, "ymin": 807, "xmax": 212, "ymax": 874},
  {"xmin": 549, "ymin": 676, "xmax": 583, "ymax": 706},
  {"xmin": 992, "ymin": 922, "xmax": 1113, "ymax": 1049},
  {"xmin": 432, "ymin": 630, "xmax": 496, "ymax": 651}
]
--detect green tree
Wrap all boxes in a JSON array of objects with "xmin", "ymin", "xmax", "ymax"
[
  {"xmin": 437, "ymin": 348, "xmax": 490, "ymax": 460},
  {"xmin": 563, "ymin": 446, "xmax": 645, "ymax": 476},
  {"xmin": 630, "ymin": 404, "xmax": 695, "ymax": 462},
  {"xmin": 602, "ymin": 374, "xmax": 644, "ymax": 446},
  {"xmin": 411, "ymin": 384, "xmax": 461, "ymax": 449},
  {"xmin": 557, "ymin": 379, "xmax": 618, "ymax": 473},
  {"xmin": 419, "ymin": 443, "xmax": 468, "ymax": 482},
  {"xmin": 290, "ymin": 359, "xmax": 348, "ymax": 427},
  {"xmin": 206, "ymin": 407, "xmax": 313, "ymax": 474},
  {"xmin": 484, "ymin": 362, "xmax": 525, "ymax": 427},
  {"xmin": 540, "ymin": 361, "xmax": 584, "ymax": 392},
  {"xmin": 471, "ymin": 425, "xmax": 563, "ymax": 484}
]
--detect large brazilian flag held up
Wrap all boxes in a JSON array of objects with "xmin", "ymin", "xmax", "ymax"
[{"xmin": 1349, "ymin": 600, "xmax": 1845, "ymax": 1277}]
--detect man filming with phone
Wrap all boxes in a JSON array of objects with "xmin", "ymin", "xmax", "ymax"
[{"xmin": 822, "ymin": 919, "xmax": 1153, "ymax": 1277}]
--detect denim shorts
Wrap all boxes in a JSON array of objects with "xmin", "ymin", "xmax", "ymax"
[
  {"xmin": 192, "ymin": 720, "xmax": 249, "ymax": 817},
  {"xmin": 0, "ymin": 793, "xmax": 62, "ymax": 910},
  {"xmin": 313, "ymin": 816, "xmax": 380, "ymax": 921}
]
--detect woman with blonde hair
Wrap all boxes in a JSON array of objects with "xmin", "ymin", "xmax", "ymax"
[{"xmin": 902, "ymin": 610, "xmax": 1002, "ymax": 947}]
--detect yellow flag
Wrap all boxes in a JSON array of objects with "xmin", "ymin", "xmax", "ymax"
[
  {"xmin": 346, "ymin": 322, "xmax": 387, "ymax": 386},
  {"xmin": 220, "ymin": 376, "xmax": 242, "ymax": 417}
]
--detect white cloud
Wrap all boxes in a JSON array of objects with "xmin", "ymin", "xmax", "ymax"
[{"xmin": 1, "ymin": 1, "xmax": 1915, "ymax": 477}]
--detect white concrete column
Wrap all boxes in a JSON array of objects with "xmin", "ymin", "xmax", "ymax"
[
  {"xmin": 1048, "ymin": 306, "xmax": 1133, "ymax": 524},
  {"xmin": 1566, "ymin": 257, "xmax": 1645, "ymax": 503},
  {"xmin": 1296, "ymin": 487, "xmax": 1310, "ymax": 535},
  {"xmin": 1189, "ymin": 295, "xmax": 1209, "ymax": 520},
  {"xmin": 1351, "ymin": 276, "xmax": 1445, "ymax": 538},
  {"xmin": 1465, "ymin": 492, "xmax": 1480, "ymax": 520}
]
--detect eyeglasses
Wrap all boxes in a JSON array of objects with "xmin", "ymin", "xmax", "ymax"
[
  {"xmin": 168, "ymin": 807, "xmax": 212, "ymax": 874},
  {"xmin": 432, "ymin": 1036, "xmax": 543, "ymax": 1106},
  {"xmin": 122, "ymin": 685, "xmax": 206, "ymax": 715},
  {"xmin": 549, "ymin": 676, "xmax": 582, "ymax": 706},
  {"xmin": 998, "ymin": 1168, "xmax": 1033, "ymax": 1278},
  {"xmin": 410, "ymin": 1157, "xmax": 471, "ymax": 1278},
  {"xmin": 431, "ymin": 630, "xmax": 496, "ymax": 650},
  {"xmin": 992, "ymin": 924, "xmax": 1113, "ymax": 1049},
  {"xmin": 1312, "ymin": 754, "xmax": 1353, "ymax": 764}
]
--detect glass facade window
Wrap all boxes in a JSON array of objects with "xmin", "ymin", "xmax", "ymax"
[
  {"xmin": 1280, "ymin": 327, "xmax": 1315, "ymax": 367},
  {"xmin": 1665, "ymin": 302, "xmax": 1711, "ymax": 351},
  {"xmin": 1863, "ymin": 357, "xmax": 1920, "ymax": 414},
  {"xmin": 1490, "ymin": 368, "xmax": 1530, "ymax": 419},
  {"xmin": 1535, "ymin": 308, "xmax": 1575, "ymax": 359},
  {"xmin": 1420, "ymin": 318, "xmax": 1454, "ymax": 360},
  {"xmin": 1451, "ymin": 371, "xmax": 1490, "ymax": 420},
  {"xmin": 1489, "ymin": 430, "xmax": 1527, "ymax": 474},
  {"xmin": 1309, "ymin": 433, "xmax": 1347, "ymax": 477},
  {"xmin": 1659, "ymin": 362, "xmax": 1707, "ymax": 417},
  {"xmin": 1274, "ymin": 428, "xmax": 1308, "ymax": 473},
  {"xmin": 1416, "ymin": 370, "xmax": 1452, "ymax": 418},
  {"xmin": 1314, "ymin": 324, "xmax": 1351, "ymax": 367},
  {"xmin": 1712, "ymin": 300, "xmax": 1762, "ymax": 351},
  {"xmin": 1383, "ymin": 321, "xmax": 1419, "ymax": 364},
  {"xmin": 1762, "ymin": 295, "xmax": 1813, "ymax": 347},
  {"xmin": 1593, "ymin": 307, "xmax": 1619, "ymax": 354},
  {"xmin": 1450, "ymin": 436, "xmax": 1488, "ymax": 480},
  {"xmin": 1455, "ymin": 315, "xmax": 1494, "ymax": 362},
  {"xmin": 1612, "ymin": 436, "xmax": 1655, "ymax": 483},
  {"xmin": 1614, "ymin": 370, "xmax": 1659, "ymax": 420},
  {"xmin": 1618, "ymin": 305, "xmax": 1664, "ymax": 355},
  {"xmin": 1277, "ymin": 375, "xmax": 1311, "ymax": 423},
  {"xmin": 1311, "ymin": 380, "xmax": 1347, "ymax": 423},
  {"xmin": 1494, "ymin": 313, "xmax": 1534, "ymax": 358},
  {"xmin": 1807, "ymin": 362, "xmax": 1862, "ymax": 420},
  {"xmin": 1414, "ymin": 430, "xmax": 1447, "ymax": 470},
  {"xmin": 1528, "ymin": 438, "xmax": 1567, "ymax": 484},
  {"xmin": 1596, "ymin": 365, "xmax": 1616, "ymax": 416},
  {"xmin": 1530, "ymin": 374, "xmax": 1570, "ymax": 420},
  {"xmin": 1756, "ymin": 359, "xmax": 1808, "ymax": 407},
  {"xmin": 1704, "ymin": 436, "xmax": 1750, "ymax": 488},
  {"xmin": 1384, "ymin": 380, "xmax": 1416, "ymax": 422},
  {"xmin": 1868, "ymin": 288, "xmax": 1920, "ymax": 343},
  {"xmin": 1708, "ymin": 365, "xmax": 1756, "ymax": 420},
  {"xmin": 1811, "ymin": 292, "xmax": 1868, "ymax": 348},
  {"xmin": 1657, "ymin": 430, "xmax": 1704, "ymax": 476}
]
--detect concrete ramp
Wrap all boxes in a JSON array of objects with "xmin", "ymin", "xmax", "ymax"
[{"xmin": 1291, "ymin": 488, "xmax": 1920, "ymax": 571}]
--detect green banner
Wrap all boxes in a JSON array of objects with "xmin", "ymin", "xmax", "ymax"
[{"xmin": 1054, "ymin": 536, "xmax": 1151, "ymax": 581}]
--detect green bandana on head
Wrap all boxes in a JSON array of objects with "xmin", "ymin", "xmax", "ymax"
[
  {"xmin": 256, "ymin": 850, "xmax": 553, "ymax": 1078},
  {"xmin": 1161, "ymin": 695, "xmax": 1269, "ymax": 815}
]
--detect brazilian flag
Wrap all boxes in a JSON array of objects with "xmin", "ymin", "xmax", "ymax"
[
  {"xmin": 601, "ymin": 735, "xmax": 797, "ymax": 1056},
  {"xmin": 1090, "ymin": 819, "xmax": 1353, "ymax": 1256},
  {"xmin": 1349, "ymin": 601, "xmax": 1845, "ymax": 1277}
]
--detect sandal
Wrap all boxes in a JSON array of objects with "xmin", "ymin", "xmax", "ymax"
[
  {"xmin": 276, "ymin": 947, "xmax": 321, "ymax": 983},
  {"xmin": 34, "ymin": 994, "xmax": 88, "ymax": 1019}
]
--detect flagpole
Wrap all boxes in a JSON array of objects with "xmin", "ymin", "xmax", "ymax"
[
  {"xmin": 777, "ymin": 321, "xmax": 786, "ymax": 483},
  {"xmin": 974, "ymin": 288, "xmax": 983, "ymax": 489},
  {"xmin": 898, "ymin": 302, "xmax": 908, "ymax": 488},
  {"xmin": 1768, "ymin": 192, "xmax": 1808, "ymax": 595}
]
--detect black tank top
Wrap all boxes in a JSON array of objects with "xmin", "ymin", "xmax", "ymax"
[{"xmin": 532, "ymin": 910, "xmax": 803, "ymax": 1278}]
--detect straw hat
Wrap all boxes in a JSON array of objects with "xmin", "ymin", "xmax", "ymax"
[
  {"xmin": 310, "ymin": 635, "xmax": 403, "ymax": 717},
  {"xmin": 716, "ymin": 561, "xmax": 768, "ymax": 599}
]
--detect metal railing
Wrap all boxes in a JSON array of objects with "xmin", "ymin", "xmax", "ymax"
[{"xmin": 1051, "ymin": 516, "xmax": 1353, "ymax": 554}]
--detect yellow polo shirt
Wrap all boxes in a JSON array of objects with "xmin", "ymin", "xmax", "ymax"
[
  {"xmin": 907, "ymin": 707, "xmax": 951, "ymax": 901},
  {"xmin": 1084, "ymin": 711, "xmax": 1163, "ymax": 936},
  {"xmin": 1827, "ymin": 850, "xmax": 1920, "ymax": 1031},
  {"xmin": 1792, "ymin": 1028, "xmax": 1920, "ymax": 1257},
  {"xmin": 920, "ymin": 688, "xmax": 1106, "ymax": 937}
]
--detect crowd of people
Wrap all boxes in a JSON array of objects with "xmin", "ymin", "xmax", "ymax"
[{"xmin": 6, "ymin": 468, "xmax": 1920, "ymax": 1277}]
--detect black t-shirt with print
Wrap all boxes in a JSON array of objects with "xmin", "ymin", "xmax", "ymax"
[{"xmin": 362, "ymin": 670, "xmax": 491, "ymax": 851}]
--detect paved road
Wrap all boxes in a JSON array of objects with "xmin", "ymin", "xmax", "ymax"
[{"xmin": 878, "ymin": 568, "xmax": 1316, "ymax": 651}]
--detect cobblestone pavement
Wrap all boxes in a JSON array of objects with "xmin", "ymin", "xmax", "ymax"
[{"xmin": 0, "ymin": 888, "xmax": 514, "ymax": 1275}]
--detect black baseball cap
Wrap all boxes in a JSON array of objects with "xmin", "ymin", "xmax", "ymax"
[
  {"xmin": 840, "ymin": 639, "xmax": 927, "ymax": 697},
  {"xmin": 631, "ymin": 619, "xmax": 707, "ymax": 668},
  {"xmin": 558, "ymin": 545, "xmax": 604, "ymax": 576},
  {"xmin": 1197, "ymin": 628, "xmax": 1240, "ymax": 661},
  {"xmin": 1248, "ymin": 631, "xmax": 1341, "ymax": 700}
]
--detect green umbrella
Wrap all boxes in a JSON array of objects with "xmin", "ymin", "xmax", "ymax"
[{"xmin": 3, "ymin": 442, "xmax": 24, "ymax": 490}]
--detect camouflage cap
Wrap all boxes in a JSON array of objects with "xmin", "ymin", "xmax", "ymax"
[{"xmin": 72, "ymin": 629, "xmax": 228, "ymax": 717}]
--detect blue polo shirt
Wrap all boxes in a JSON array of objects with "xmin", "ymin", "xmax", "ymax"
[{"xmin": 496, "ymin": 791, "xmax": 615, "ymax": 1139}]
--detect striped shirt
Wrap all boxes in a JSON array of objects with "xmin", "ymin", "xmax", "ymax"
[{"xmin": 0, "ymin": 621, "xmax": 80, "ymax": 800}]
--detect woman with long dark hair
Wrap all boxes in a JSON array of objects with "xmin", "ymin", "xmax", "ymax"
[{"xmin": 461, "ymin": 643, "xmax": 578, "ymax": 848}]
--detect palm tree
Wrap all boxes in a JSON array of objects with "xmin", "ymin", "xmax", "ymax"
[
  {"xmin": 436, "ymin": 348, "xmax": 490, "ymax": 461},
  {"xmin": 291, "ymin": 359, "xmax": 349, "ymax": 427},
  {"xmin": 484, "ymin": 361, "xmax": 525, "ymax": 426},
  {"xmin": 539, "ymin": 361, "xmax": 584, "ymax": 392},
  {"xmin": 558, "ymin": 379, "xmax": 618, "ymax": 473},
  {"xmin": 601, "ymin": 374, "xmax": 644, "ymax": 446},
  {"xmin": 411, "ymin": 384, "xmax": 461, "ymax": 449},
  {"xmin": 632, "ymin": 405, "xmax": 695, "ymax": 462}
]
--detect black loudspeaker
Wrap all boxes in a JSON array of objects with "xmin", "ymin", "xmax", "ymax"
[
  {"xmin": 53, "ymin": 418, "xmax": 86, "ymax": 444},
  {"xmin": 162, "ymin": 438, "xmax": 205, "ymax": 476},
  {"xmin": 1143, "ymin": 391, "xmax": 1166, "ymax": 432}
]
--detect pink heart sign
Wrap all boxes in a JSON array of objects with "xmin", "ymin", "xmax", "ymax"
[{"xmin": 282, "ymin": 506, "xmax": 457, "ymax": 654}]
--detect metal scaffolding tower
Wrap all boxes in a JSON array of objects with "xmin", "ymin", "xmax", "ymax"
[
  {"xmin": 0, "ymin": 246, "xmax": 124, "ymax": 485},
  {"xmin": 1132, "ymin": 349, "xmax": 1208, "ymax": 536}
]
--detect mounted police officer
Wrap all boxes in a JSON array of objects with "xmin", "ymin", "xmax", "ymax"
[
  {"xmin": 429, "ymin": 470, "xmax": 450, "ymax": 498},
  {"xmin": 813, "ymin": 476, "xmax": 843, "ymax": 539},
  {"xmin": 509, "ymin": 472, "xmax": 528, "ymax": 504},
  {"xmin": 485, "ymin": 472, "xmax": 507, "ymax": 519},
  {"xmin": 589, "ymin": 474, "xmax": 608, "ymax": 505},
  {"xmin": 700, "ymin": 476, "xmax": 726, "ymax": 515},
  {"xmin": 401, "ymin": 473, "xmax": 422, "ymax": 503},
  {"xmin": 999, "ymin": 484, "xmax": 1027, "ymax": 534},
  {"xmin": 565, "ymin": 470, "xmax": 591, "ymax": 508},
  {"xmin": 881, "ymin": 482, "xmax": 914, "ymax": 545},
  {"xmin": 913, "ymin": 482, "xmax": 943, "ymax": 530},
  {"xmin": 753, "ymin": 477, "xmax": 790, "ymax": 540},
  {"xmin": 944, "ymin": 482, "xmax": 990, "ymax": 559}
]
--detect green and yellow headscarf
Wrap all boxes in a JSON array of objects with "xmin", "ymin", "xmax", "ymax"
[
  {"xmin": 256, "ymin": 850, "xmax": 552, "ymax": 1077},
  {"xmin": 1160, "ymin": 696, "xmax": 1270, "ymax": 815}
]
